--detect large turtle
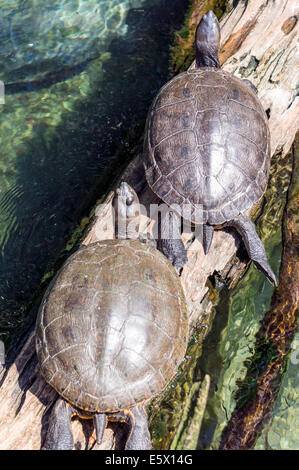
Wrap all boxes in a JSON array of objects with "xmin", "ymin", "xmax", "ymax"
[
  {"xmin": 143, "ymin": 10, "xmax": 276, "ymax": 285},
  {"xmin": 36, "ymin": 182, "xmax": 188, "ymax": 450}
]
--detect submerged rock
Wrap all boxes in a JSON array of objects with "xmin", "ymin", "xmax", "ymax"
[{"xmin": 0, "ymin": 0, "xmax": 157, "ymax": 84}]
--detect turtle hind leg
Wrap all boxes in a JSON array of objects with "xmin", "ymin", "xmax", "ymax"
[
  {"xmin": 124, "ymin": 404, "xmax": 153, "ymax": 450},
  {"xmin": 203, "ymin": 224, "xmax": 214, "ymax": 254},
  {"xmin": 94, "ymin": 413, "xmax": 107, "ymax": 444},
  {"xmin": 230, "ymin": 213, "xmax": 277, "ymax": 286},
  {"xmin": 42, "ymin": 398, "xmax": 75, "ymax": 450}
]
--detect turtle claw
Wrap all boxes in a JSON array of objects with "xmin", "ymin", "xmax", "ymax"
[
  {"xmin": 173, "ymin": 259, "xmax": 186, "ymax": 277},
  {"xmin": 139, "ymin": 232, "xmax": 157, "ymax": 249},
  {"xmin": 254, "ymin": 259, "xmax": 277, "ymax": 287}
]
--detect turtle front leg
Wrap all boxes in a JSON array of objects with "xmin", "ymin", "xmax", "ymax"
[
  {"xmin": 124, "ymin": 404, "xmax": 153, "ymax": 450},
  {"xmin": 242, "ymin": 79, "xmax": 258, "ymax": 94},
  {"xmin": 157, "ymin": 210, "xmax": 187, "ymax": 274},
  {"xmin": 42, "ymin": 398, "xmax": 76, "ymax": 450},
  {"xmin": 230, "ymin": 213, "xmax": 277, "ymax": 286}
]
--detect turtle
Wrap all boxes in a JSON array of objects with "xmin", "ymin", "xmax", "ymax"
[
  {"xmin": 143, "ymin": 10, "xmax": 276, "ymax": 285},
  {"xmin": 36, "ymin": 182, "xmax": 188, "ymax": 450}
]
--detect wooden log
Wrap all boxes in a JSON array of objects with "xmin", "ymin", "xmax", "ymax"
[
  {"xmin": 219, "ymin": 0, "xmax": 299, "ymax": 156},
  {"xmin": 0, "ymin": 0, "xmax": 298, "ymax": 450}
]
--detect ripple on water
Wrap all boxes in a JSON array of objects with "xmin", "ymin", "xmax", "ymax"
[{"xmin": 1, "ymin": 0, "xmax": 158, "ymax": 83}]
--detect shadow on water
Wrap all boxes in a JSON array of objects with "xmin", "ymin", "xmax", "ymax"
[
  {"xmin": 0, "ymin": 0, "xmax": 190, "ymax": 350},
  {"xmin": 5, "ymin": 59, "xmax": 94, "ymax": 94}
]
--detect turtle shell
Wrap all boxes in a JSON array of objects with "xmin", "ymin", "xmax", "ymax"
[
  {"xmin": 144, "ymin": 68, "xmax": 271, "ymax": 225},
  {"xmin": 36, "ymin": 239, "xmax": 188, "ymax": 413}
]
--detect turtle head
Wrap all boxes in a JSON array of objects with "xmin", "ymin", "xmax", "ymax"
[
  {"xmin": 115, "ymin": 182, "xmax": 137, "ymax": 206},
  {"xmin": 113, "ymin": 182, "xmax": 140, "ymax": 239},
  {"xmin": 195, "ymin": 10, "xmax": 221, "ymax": 69}
]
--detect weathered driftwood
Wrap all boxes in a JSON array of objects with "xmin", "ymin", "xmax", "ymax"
[
  {"xmin": 0, "ymin": 0, "xmax": 298, "ymax": 450},
  {"xmin": 218, "ymin": 0, "xmax": 299, "ymax": 156}
]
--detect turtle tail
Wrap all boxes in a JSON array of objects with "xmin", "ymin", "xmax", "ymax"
[
  {"xmin": 94, "ymin": 413, "xmax": 107, "ymax": 445},
  {"xmin": 230, "ymin": 213, "xmax": 277, "ymax": 286}
]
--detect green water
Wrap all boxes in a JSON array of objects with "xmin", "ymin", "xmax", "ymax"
[
  {"xmin": 0, "ymin": 0, "xmax": 158, "ymax": 84},
  {"xmin": 0, "ymin": 0, "xmax": 190, "ymax": 349},
  {"xmin": 197, "ymin": 241, "xmax": 281, "ymax": 449},
  {"xmin": 254, "ymin": 330, "xmax": 299, "ymax": 450}
]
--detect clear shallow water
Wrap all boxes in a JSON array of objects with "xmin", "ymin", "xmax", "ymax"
[
  {"xmin": 0, "ymin": 0, "xmax": 189, "ymax": 349},
  {"xmin": 0, "ymin": 0, "xmax": 158, "ymax": 83},
  {"xmin": 196, "ymin": 244, "xmax": 281, "ymax": 450},
  {"xmin": 254, "ymin": 330, "xmax": 299, "ymax": 450}
]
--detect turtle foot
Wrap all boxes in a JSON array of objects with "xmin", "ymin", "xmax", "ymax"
[
  {"xmin": 157, "ymin": 237, "xmax": 188, "ymax": 275},
  {"xmin": 42, "ymin": 399, "xmax": 75, "ymax": 450},
  {"xmin": 124, "ymin": 404, "xmax": 153, "ymax": 450},
  {"xmin": 230, "ymin": 213, "xmax": 277, "ymax": 286}
]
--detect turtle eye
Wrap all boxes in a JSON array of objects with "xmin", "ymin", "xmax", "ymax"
[{"xmin": 126, "ymin": 197, "xmax": 133, "ymax": 206}]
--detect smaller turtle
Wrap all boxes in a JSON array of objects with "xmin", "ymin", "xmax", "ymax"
[
  {"xmin": 143, "ymin": 11, "xmax": 276, "ymax": 285},
  {"xmin": 36, "ymin": 182, "xmax": 188, "ymax": 450}
]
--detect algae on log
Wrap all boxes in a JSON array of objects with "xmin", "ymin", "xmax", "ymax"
[
  {"xmin": 219, "ymin": 134, "xmax": 299, "ymax": 450},
  {"xmin": 0, "ymin": 0, "xmax": 298, "ymax": 450}
]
